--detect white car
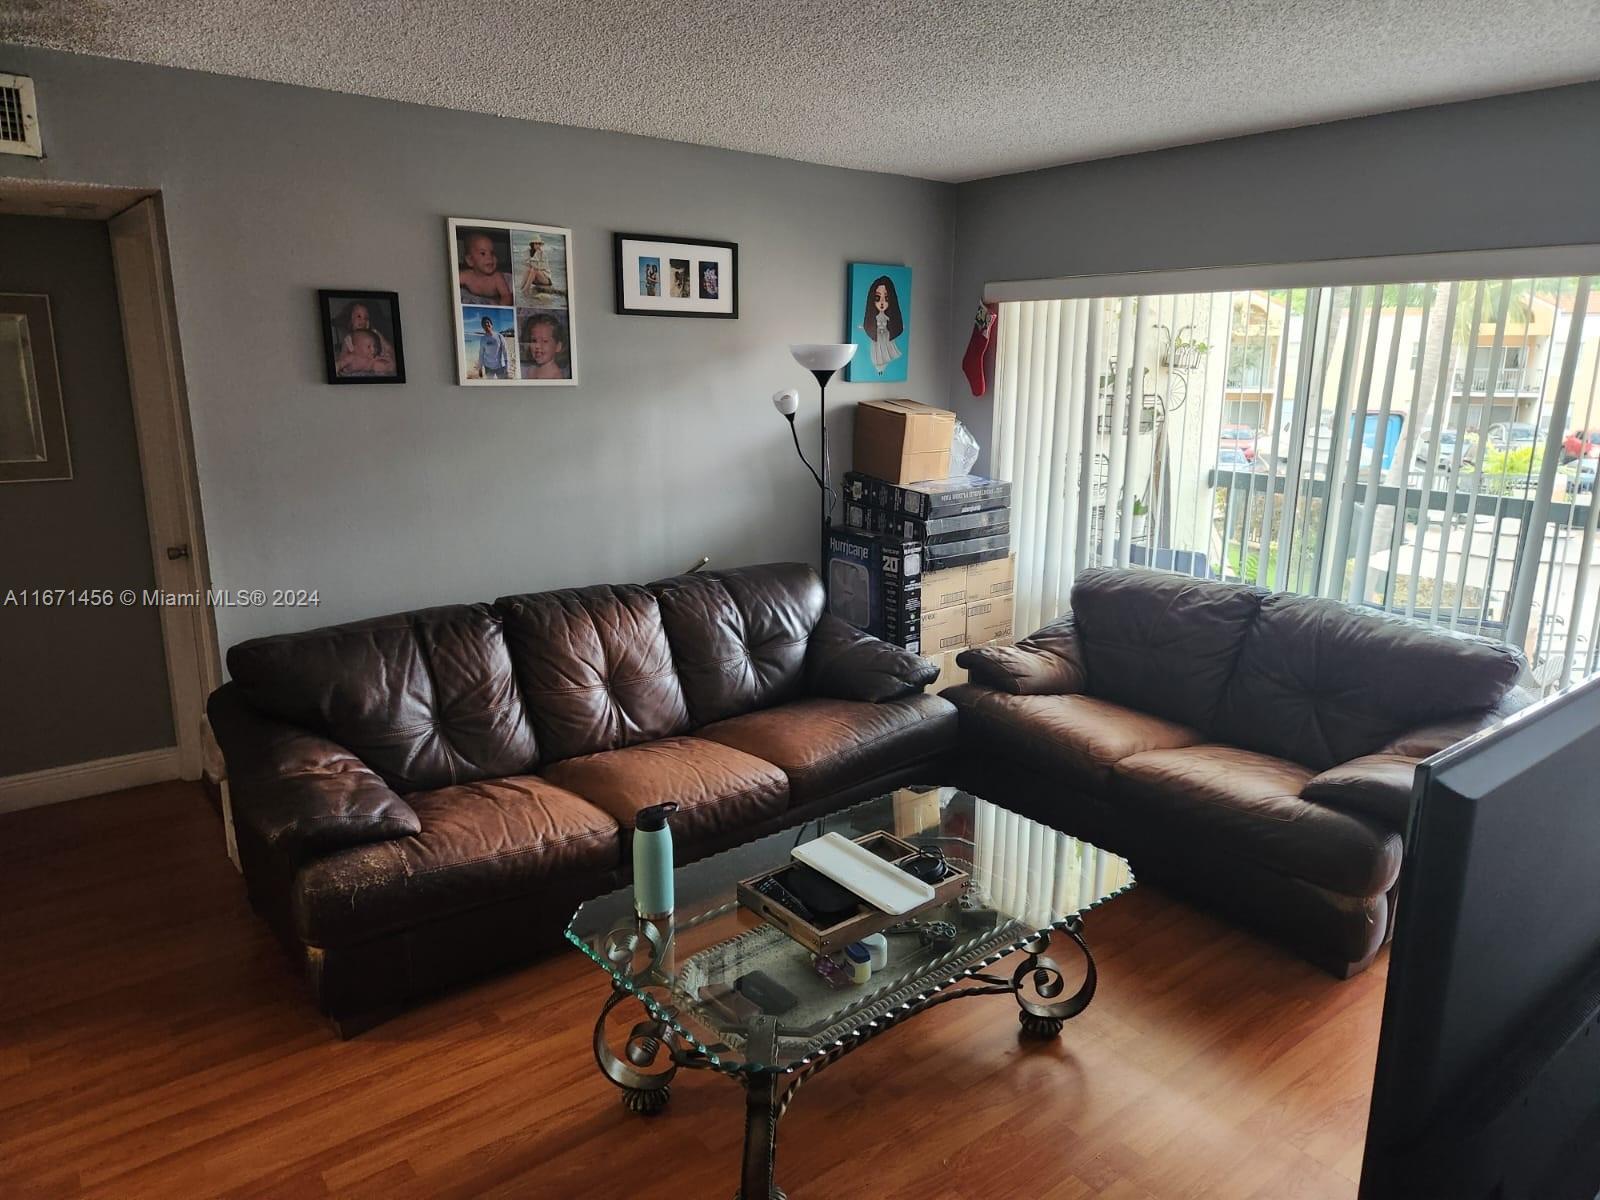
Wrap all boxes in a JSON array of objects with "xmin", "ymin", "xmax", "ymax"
[{"xmin": 1414, "ymin": 428, "xmax": 1476, "ymax": 473}]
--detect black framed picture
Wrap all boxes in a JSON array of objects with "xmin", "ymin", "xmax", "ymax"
[
  {"xmin": 614, "ymin": 233, "xmax": 738, "ymax": 318},
  {"xmin": 317, "ymin": 290, "xmax": 406, "ymax": 384}
]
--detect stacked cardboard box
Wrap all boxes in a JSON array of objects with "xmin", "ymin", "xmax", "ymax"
[
  {"xmin": 826, "ymin": 400, "xmax": 1015, "ymax": 658},
  {"xmin": 828, "ymin": 471, "xmax": 1014, "ymax": 658}
]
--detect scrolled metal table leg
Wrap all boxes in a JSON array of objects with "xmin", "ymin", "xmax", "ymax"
[
  {"xmin": 593, "ymin": 984, "xmax": 677, "ymax": 1115},
  {"xmin": 1013, "ymin": 916, "xmax": 1097, "ymax": 1039},
  {"xmin": 734, "ymin": 1017, "xmax": 786, "ymax": 1200}
]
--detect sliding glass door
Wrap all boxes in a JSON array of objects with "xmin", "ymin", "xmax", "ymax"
[{"xmin": 994, "ymin": 273, "xmax": 1599, "ymax": 692}]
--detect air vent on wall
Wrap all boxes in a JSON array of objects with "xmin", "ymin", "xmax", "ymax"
[{"xmin": 0, "ymin": 74, "xmax": 42, "ymax": 158}]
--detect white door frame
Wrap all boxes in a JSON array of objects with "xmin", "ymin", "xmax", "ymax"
[
  {"xmin": 0, "ymin": 181, "xmax": 218, "ymax": 796},
  {"xmin": 109, "ymin": 196, "xmax": 221, "ymax": 779}
]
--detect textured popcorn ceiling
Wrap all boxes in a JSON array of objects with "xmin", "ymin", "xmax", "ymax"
[{"xmin": 5, "ymin": 0, "xmax": 1599, "ymax": 182}]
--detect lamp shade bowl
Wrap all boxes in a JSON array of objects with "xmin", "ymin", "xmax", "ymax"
[{"xmin": 788, "ymin": 343, "xmax": 857, "ymax": 373}]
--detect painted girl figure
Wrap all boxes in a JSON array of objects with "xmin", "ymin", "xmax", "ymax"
[{"xmin": 862, "ymin": 275, "xmax": 904, "ymax": 374}]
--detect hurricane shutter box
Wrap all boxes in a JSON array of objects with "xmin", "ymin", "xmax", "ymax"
[
  {"xmin": 922, "ymin": 507, "xmax": 1011, "ymax": 540},
  {"xmin": 898, "ymin": 474, "xmax": 1011, "ymax": 519},
  {"xmin": 848, "ymin": 504, "xmax": 1010, "ymax": 545},
  {"xmin": 853, "ymin": 399, "xmax": 955, "ymax": 485},
  {"xmin": 924, "ymin": 532, "xmax": 1011, "ymax": 569},
  {"xmin": 842, "ymin": 473, "xmax": 1009, "ymax": 520}
]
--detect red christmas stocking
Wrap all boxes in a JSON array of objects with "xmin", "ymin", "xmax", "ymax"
[{"xmin": 962, "ymin": 302, "xmax": 999, "ymax": 396}]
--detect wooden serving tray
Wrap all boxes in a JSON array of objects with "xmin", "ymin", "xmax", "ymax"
[{"xmin": 736, "ymin": 830, "xmax": 970, "ymax": 955}]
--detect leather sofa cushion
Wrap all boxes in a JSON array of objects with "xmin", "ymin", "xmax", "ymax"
[
  {"xmin": 805, "ymin": 613, "xmax": 937, "ymax": 702},
  {"xmin": 1301, "ymin": 754, "xmax": 1418, "ymax": 828},
  {"xmin": 541, "ymin": 735, "xmax": 788, "ymax": 851},
  {"xmin": 227, "ymin": 604, "xmax": 539, "ymax": 793},
  {"xmin": 291, "ymin": 776, "xmax": 619, "ymax": 946},
  {"xmin": 696, "ymin": 694, "xmax": 956, "ymax": 803},
  {"xmin": 647, "ymin": 564, "xmax": 824, "ymax": 726},
  {"xmin": 494, "ymin": 584, "xmax": 692, "ymax": 764},
  {"xmin": 939, "ymin": 686, "xmax": 1202, "ymax": 790},
  {"xmin": 1113, "ymin": 745, "xmax": 1403, "ymax": 897},
  {"xmin": 208, "ymin": 684, "xmax": 423, "ymax": 853},
  {"xmin": 1212, "ymin": 593, "xmax": 1525, "ymax": 771},
  {"xmin": 1070, "ymin": 567, "xmax": 1263, "ymax": 731},
  {"xmin": 958, "ymin": 614, "xmax": 1087, "ymax": 695}
]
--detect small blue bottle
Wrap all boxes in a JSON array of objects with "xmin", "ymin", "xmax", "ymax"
[{"xmin": 633, "ymin": 802, "xmax": 679, "ymax": 923}]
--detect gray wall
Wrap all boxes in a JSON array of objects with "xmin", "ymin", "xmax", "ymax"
[
  {"xmin": 0, "ymin": 47, "xmax": 956, "ymax": 650},
  {"xmin": 0, "ymin": 215, "xmax": 175, "ymax": 774},
  {"xmin": 947, "ymin": 83, "xmax": 1600, "ymax": 447}
]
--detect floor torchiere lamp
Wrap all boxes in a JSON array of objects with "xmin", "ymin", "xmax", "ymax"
[{"xmin": 771, "ymin": 342, "xmax": 857, "ymax": 572}]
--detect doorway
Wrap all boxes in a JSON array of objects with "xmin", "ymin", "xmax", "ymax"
[{"xmin": 0, "ymin": 183, "xmax": 217, "ymax": 811}]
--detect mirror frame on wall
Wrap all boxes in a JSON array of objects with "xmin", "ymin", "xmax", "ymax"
[{"xmin": 0, "ymin": 291, "xmax": 71, "ymax": 483}]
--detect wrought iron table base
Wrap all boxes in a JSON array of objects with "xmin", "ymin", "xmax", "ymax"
[{"xmin": 591, "ymin": 919, "xmax": 1097, "ymax": 1200}]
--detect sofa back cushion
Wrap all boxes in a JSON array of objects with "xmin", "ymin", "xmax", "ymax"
[
  {"xmin": 226, "ymin": 604, "xmax": 538, "ymax": 793},
  {"xmin": 1070, "ymin": 567, "xmax": 1263, "ymax": 730},
  {"xmin": 1213, "ymin": 593, "xmax": 1525, "ymax": 770},
  {"xmin": 494, "ymin": 584, "xmax": 691, "ymax": 763},
  {"xmin": 648, "ymin": 563, "xmax": 824, "ymax": 726}
]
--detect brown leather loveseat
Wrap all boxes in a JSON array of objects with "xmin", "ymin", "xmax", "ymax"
[
  {"xmin": 947, "ymin": 567, "xmax": 1527, "ymax": 977},
  {"xmin": 208, "ymin": 563, "xmax": 953, "ymax": 1032}
]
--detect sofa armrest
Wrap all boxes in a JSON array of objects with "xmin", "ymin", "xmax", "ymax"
[
  {"xmin": 805, "ymin": 613, "xmax": 937, "ymax": 702},
  {"xmin": 207, "ymin": 683, "xmax": 420, "ymax": 857},
  {"xmin": 1302, "ymin": 754, "xmax": 1419, "ymax": 829},
  {"xmin": 1378, "ymin": 690, "xmax": 1533, "ymax": 759},
  {"xmin": 956, "ymin": 613, "xmax": 1087, "ymax": 695}
]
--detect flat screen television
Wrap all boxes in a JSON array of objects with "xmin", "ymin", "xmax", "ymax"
[{"xmin": 1360, "ymin": 673, "xmax": 1600, "ymax": 1199}]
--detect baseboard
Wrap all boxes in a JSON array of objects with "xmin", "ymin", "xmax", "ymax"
[{"xmin": 0, "ymin": 747, "xmax": 183, "ymax": 814}]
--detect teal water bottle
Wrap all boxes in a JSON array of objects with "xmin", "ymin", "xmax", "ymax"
[{"xmin": 633, "ymin": 802, "xmax": 679, "ymax": 923}]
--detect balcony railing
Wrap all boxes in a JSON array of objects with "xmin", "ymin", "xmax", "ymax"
[{"xmin": 1452, "ymin": 366, "xmax": 1536, "ymax": 394}]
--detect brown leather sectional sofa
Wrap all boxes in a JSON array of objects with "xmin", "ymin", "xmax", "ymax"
[
  {"xmin": 208, "ymin": 563, "xmax": 953, "ymax": 1032},
  {"xmin": 948, "ymin": 567, "xmax": 1529, "ymax": 977}
]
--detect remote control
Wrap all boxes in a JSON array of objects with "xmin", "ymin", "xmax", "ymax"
[{"xmin": 753, "ymin": 875, "xmax": 817, "ymax": 922}]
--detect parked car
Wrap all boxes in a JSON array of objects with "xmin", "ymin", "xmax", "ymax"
[
  {"xmin": 1219, "ymin": 424, "xmax": 1257, "ymax": 460},
  {"xmin": 1564, "ymin": 457, "xmax": 1596, "ymax": 494},
  {"xmin": 1489, "ymin": 422, "xmax": 1539, "ymax": 453},
  {"xmin": 1217, "ymin": 446, "xmax": 1255, "ymax": 470},
  {"xmin": 1414, "ymin": 428, "xmax": 1476, "ymax": 473}
]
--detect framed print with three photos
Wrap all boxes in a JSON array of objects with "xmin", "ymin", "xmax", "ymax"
[
  {"xmin": 614, "ymin": 233, "xmax": 737, "ymax": 318},
  {"xmin": 448, "ymin": 217, "xmax": 576, "ymax": 385}
]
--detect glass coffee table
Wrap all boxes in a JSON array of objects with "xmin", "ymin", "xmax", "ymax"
[{"xmin": 566, "ymin": 786, "xmax": 1133, "ymax": 1200}]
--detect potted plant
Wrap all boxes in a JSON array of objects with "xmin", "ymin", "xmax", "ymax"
[{"xmin": 1171, "ymin": 337, "xmax": 1209, "ymax": 370}]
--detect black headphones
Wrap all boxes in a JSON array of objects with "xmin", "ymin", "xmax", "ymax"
[{"xmin": 901, "ymin": 846, "xmax": 951, "ymax": 884}]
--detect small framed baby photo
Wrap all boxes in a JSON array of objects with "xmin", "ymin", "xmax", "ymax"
[
  {"xmin": 845, "ymin": 263, "xmax": 911, "ymax": 383},
  {"xmin": 613, "ymin": 233, "xmax": 737, "ymax": 318},
  {"xmin": 318, "ymin": 290, "xmax": 406, "ymax": 384},
  {"xmin": 448, "ymin": 218, "xmax": 577, "ymax": 385}
]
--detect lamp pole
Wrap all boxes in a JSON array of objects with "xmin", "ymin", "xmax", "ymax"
[
  {"xmin": 773, "ymin": 343, "xmax": 857, "ymax": 576},
  {"xmin": 813, "ymin": 368, "xmax": 833, "ymax": 570}
]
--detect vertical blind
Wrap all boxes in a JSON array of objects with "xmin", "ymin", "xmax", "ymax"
[{"xmin": 993, "ymin": 274, "xmax": 1600, "ymax": 691}]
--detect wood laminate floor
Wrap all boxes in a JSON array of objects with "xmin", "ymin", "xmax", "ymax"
[{"xmin": 0, "ymin": 782, "xmax": 1385, "ymax": 1199}]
